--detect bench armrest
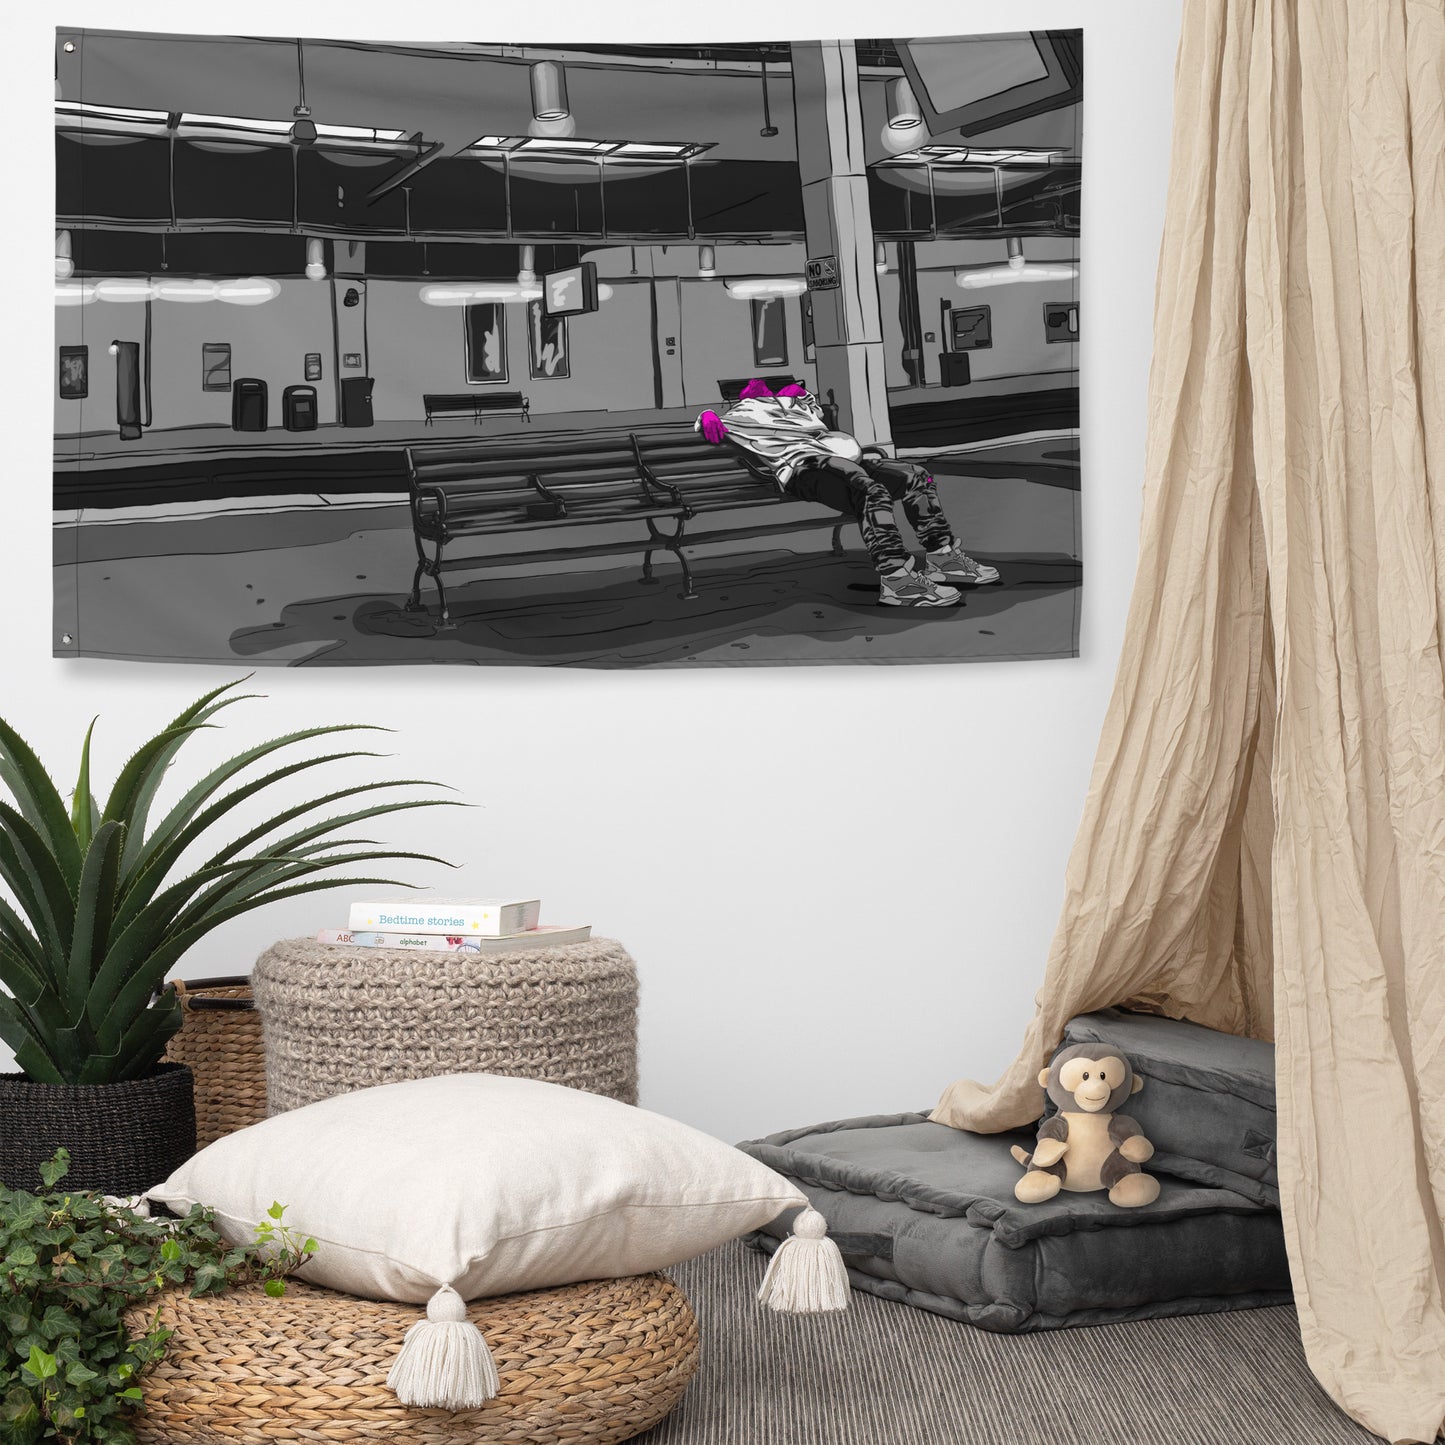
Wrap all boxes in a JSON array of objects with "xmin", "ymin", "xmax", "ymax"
[
  {"xmin": 628, "ymin": 434, "xmax": 684, "ymax": 508},
  {"xmin": 412, "ymin": 483, "xmax": 448, "ymax": 533}
]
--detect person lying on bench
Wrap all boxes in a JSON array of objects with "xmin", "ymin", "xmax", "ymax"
[{"xmin": 695, "ymin": 378, "xmax": 999, "ymax": 608}]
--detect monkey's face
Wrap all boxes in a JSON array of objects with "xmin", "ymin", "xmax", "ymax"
[
  {"xmin": 1057, "ymin": 1054, "xmax": 1127, "ymax": 1111},
  {"xmin": 1038, "ymin": 1043, "xmax": 1142, "ymax": 1113}
]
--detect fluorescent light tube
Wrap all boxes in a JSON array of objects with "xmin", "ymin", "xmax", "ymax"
[
  {"xmin": 723, "ymin": 277, "xmax": 808, "ymax": 299},
  {"xmin": 419, "ymin": 282, "xmax": 543, "ymax": 306},
  {"xmin": 953, "ymin": 262, "xmax": 1079, "ymax": 290}
]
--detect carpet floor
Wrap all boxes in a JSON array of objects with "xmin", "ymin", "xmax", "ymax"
[{"xmin": 636, "ymin": 1241, "xmax": 1379, "ymax": 1445}]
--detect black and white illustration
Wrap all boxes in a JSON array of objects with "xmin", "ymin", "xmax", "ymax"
[{"xmin": 53, "ymin": 29, "xmax": 1082, "ymax": 667}]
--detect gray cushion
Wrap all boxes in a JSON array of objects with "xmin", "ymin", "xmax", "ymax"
[
  {"xmin": 741, "ymin": 1113, "xmax": 1290, "ymax": 1332},
  {"xmin": 1062, "ymin": 1009, "xmax": 1278, "ymax": 1205}
]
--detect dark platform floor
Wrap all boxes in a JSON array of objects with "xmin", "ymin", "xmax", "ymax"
[{"xmin": 56, "ymin": 440, "xmax": 1080, "ymax": 668}]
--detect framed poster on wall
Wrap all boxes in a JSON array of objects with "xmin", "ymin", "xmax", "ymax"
[
  {"xmin": 52, "ymin": 27, "xmax": 1082, "ymax": 668},
  {"xmin": 528, "ymin": 301, "xmax": 569, "ymax": 380},
  {"xmin": 58, "ymin": 345, "xmax": 88, "ymax": 400}
]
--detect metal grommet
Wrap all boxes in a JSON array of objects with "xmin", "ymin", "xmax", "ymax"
[
  {"xmin": 63, "ymin": 41, "xmax": 75, "ymax": 52},
  {"xmin": 60, "ymin": 633, "xmax": 74, "ymax": 645}
]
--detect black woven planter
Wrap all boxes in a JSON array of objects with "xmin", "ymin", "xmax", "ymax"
[{"xmin": 0, "ymin": 1063, "xmax": 196, "ymax": 1196}]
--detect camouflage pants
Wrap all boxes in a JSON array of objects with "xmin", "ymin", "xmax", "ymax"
[{"xmin": 788, "ymin": 455, "xmax": 955, "ymax": 574}]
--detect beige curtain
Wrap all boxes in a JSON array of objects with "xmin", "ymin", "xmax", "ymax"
[{"xmin": 933, "ymin": 0, "xmax": 1445, "ymax": 1439}]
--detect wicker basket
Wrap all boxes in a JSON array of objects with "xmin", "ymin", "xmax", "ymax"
[
  {"xmin": 253, "ymin": 937, "xmax": 639, "ymax": 1115},
  {"xmin": 128, "ymin": 1272, "xmax": 699, "ymax": 1444},
  {"xmin": 162, "ymin": 977, "xmax": 267, "ymax": 1148},
  {"xmin": 0, "ymin": 1063, "xmax": 194, "ymax": 1196}
]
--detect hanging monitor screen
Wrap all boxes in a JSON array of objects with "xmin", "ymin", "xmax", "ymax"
[
  {"xmin": 898, "ymin": 31, "xmax": 1081, "ymax": 136},
  {"xmin": 543, "ymin": 261, "xmax": 599, "ymax": 317}
]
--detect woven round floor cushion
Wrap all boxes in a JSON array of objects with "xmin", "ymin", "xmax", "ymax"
[
  {"xmin": 128, "ymin": 1272, "xmax": 698, "ymax": 1444},
  {"xmin": 253, "ymin": 937, "xmax": 638, "ymax": 1113}
]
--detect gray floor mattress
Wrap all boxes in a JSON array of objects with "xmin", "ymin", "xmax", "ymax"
[
  {"xmin": 1064, "ymin": 1008, "xmax": 1279, "ymax": 1205},
  {"xmin": 741, "ymin": 1112, "xmax": 1291, "ymax": 1333}
]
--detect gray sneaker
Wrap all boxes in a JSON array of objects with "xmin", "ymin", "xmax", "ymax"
[
  {"xmin": 878, "ymin": 566, "xmax": 964, "ymax": 608},
  {"xmin": 924, "ymin": 545, "xmax": 1000, "ymax": 586}
]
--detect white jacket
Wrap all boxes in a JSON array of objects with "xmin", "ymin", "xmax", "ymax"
[{"xmin": 696, "ymin": 391, "xmax": 863, "ymax": 488}]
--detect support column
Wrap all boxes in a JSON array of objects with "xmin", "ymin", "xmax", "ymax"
[
  {"xmin": 897, "ymin": 240, "xmax": 925, "ymax": 387},
  {"xmin": 331, "ymin": 241, "xmax": 368, "ymax": 427},
  {"xmin": 789, "ymin": 40, "xmax": 892, "ymax": 451}
]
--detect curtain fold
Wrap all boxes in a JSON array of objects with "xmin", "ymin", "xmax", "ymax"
[{"xmin": 931, "ymin": 0, "xmax": 1445, "ymax": 1438}]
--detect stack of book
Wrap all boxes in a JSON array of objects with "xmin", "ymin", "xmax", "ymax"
[{"xmin": 317, "ymin": 898, "xmax": 591, "ymax": 953}]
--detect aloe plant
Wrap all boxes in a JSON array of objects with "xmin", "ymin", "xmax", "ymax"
[{"xmin": 0, "ymin": 680, "xmax": 454, "ymax": 1086}]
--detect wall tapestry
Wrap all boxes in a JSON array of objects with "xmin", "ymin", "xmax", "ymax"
[{"xmin": 53, "ymin": 28, "xmax": 1082, "ymax": 667}]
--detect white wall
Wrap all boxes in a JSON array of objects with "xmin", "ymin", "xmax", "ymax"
[
  {"xmin": 146, "ymin": 280, "xmax": 340, "ymax": 430},
  {"xmin": 54, "ymin": 279, "xmax": 341, "ymax": 437},
  {"xmin": 679, "ymin": 280, "xmax": 815, "ymax": 406},
  {"xmin": 367, "ymin": 277, "xmax": 663, "ymax": 421},
  {"xmin": 18, "ymin": 0, "xmax": 1181, "ymax": 1143},
  {"xmin": 880, "ymin": 236, "xmax": 1080, "ymax": 391}
]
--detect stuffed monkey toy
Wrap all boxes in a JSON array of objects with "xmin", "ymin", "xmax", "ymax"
[{"xmin": 1011, "ymin": 1043, "xmax": 1161, "ymax": 1207}]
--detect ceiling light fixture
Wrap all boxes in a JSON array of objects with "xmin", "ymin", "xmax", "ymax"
[
  {"xmin": 419, "ymin": 281, "xmax": 543, "ymax": 307},
  {"xmin": 518, "ymin": 245, "xmax": 537, "ymax": 286},
  {"xmin": 723, "ymin": 276, "xmax": 808, "ymax": 300},
  {"xmin": 291, "ymin": 38, "xmax": 317, "ymax": 145},
  {"xmin": 467, "ymin": 135, "xmax": 710, "ymax": 160},
  {"xmin": 68, "ymin": 276, "xmax": 281, "ymax": 306},
  {"xmin": 875, "ymin": 239, "xmax": 888, "ymax": 274},
  {"xmin": 152, "ymin": 278, "xmax": 220, "ymax": 303},
  {"xmin": 54, "ymin": 280, "xmax": 96, "ymax": 306},
  {"xmin": 881, "ymin": 76, "xmax": 925, "ymax": 157},
  {"xmin": 55, "ymin": 230, "xmax": 74, "ymax": 280},
  {"xmin": 216, "ymin": 277, "xmax": 283, "ymax": 306},
  {"xmin": 54, "ymin": 101, "xmax": 170, "ymax": 128},
  {"xmin": 528, "ymin": 61, "xmax": 575, "ymax": 138},
  {"xmin": 886, "ymin": 77, "xmax": 922, "ymax": 128},
  {"xmin": 759, "ymin": 57, "xmax": 779, "ymax": 139},
  {"xmin": 183, "ymin": 113, "xmax": 406, "ymax": 144},
  {"xmin": 305, "ymin": 238, "xmax": 327, "ymax": 281},
  {"xmin": 517, "ymin": 136, "xmax": 612, "ymax": 154},
  {"xmin": 954, "ymin": 238, "xmax": 1078, "ymax": 290},
  {"xmin": 698, "ymin": 244, "xmax": 716, "ymax": 279},
  {"xmin": 530, "ymin": 61, "xmax": 570, "ymax": 122},
  {"xmin": 874, "ymin": 144, "xmax": 1069, "ymax": 167},
  {"xmin": 94, "ymin": 277, "xmax": 155, "ymax": 304}
]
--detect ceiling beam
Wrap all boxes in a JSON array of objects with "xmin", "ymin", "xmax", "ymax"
[{"xmin": 366, "ymin": 139, "xmax": 446, "ymax": 204}]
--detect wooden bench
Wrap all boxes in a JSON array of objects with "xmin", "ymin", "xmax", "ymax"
[
  {"xmin": 422, "ymin": 392, "xmax": 531, "ymax": 425},
  {"xmin": 404, "ymin": 425, "xmax": 875, "ymax": 623}
]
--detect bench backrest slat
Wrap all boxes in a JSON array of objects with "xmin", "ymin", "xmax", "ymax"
[
  {"xmin": 409, "ymin": 427, "xmax": 778, "ymax": 536},
  {"xmin": 423, "ymin": 391, "xmax": 527, "ymax": 408},
  {"xmin": 415, "ymin": 431, "xmax": 638, "ymax": 465}
]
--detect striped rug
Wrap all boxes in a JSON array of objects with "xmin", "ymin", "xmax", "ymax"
[{"xmin": 637, "ymin": 1242, "xmax": 1378, "ymax": 1444}]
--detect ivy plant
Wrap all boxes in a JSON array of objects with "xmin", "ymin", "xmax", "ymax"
[{"xmin": 1, "ymin": 1151, "xmax": 313, "ymax": 1445}]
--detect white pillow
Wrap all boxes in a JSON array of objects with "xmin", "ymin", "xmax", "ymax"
[{"xmin": 151, "ymin": 1072, "xmax": 809, "ymax": 1304}]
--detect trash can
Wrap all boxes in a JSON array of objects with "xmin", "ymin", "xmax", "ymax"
[
  {"xmin": 231, "ymin": 378, "xmax": 268, "ymax": 432},
  {"xmin": 937, "ymin": 352, "xmax": 972, "ymax": 388},
  {"xmin": 282, "ymin": 384, "xmax": 318, "ymax": 432}
]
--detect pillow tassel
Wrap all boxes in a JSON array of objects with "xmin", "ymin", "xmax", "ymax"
[
  {"xmin": 756, "ymin": 1206, "xmax": 850, "ymax": 1313},
  {"xmin": 386, "ymin": 1283, "xmax": 499, "ymax": 1409}
]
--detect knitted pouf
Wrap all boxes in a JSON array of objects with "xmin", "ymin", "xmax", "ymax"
[
  {"xmin": 127, "ymin": 1273, "xmax": 698, "ymax": 1444},
  {"xmin": 252, "ymin": 937, "xmax": 638, "ymax": 1114}
]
